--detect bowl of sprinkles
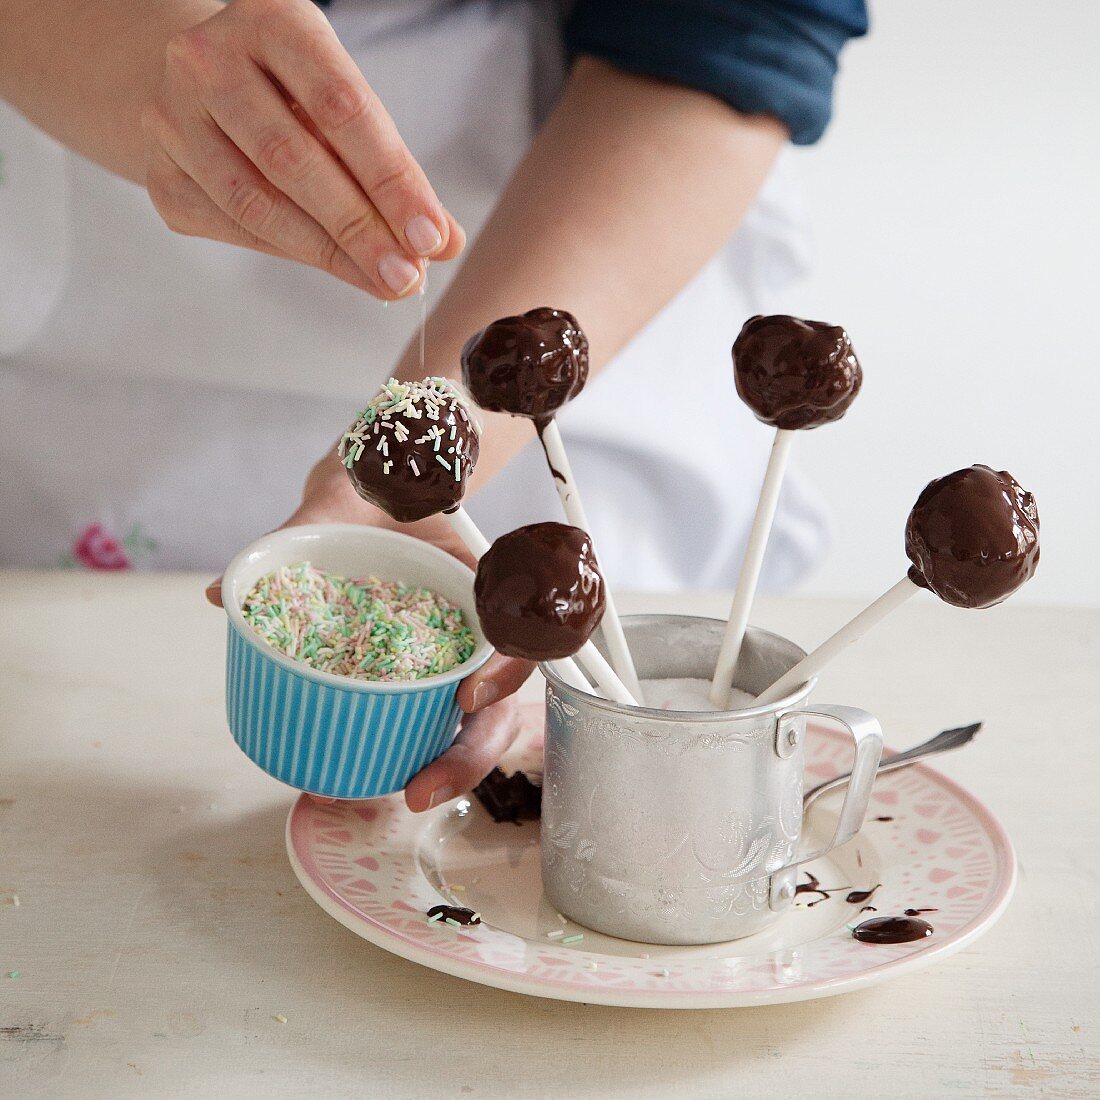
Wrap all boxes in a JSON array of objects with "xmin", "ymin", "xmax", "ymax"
[{"xmin": 222, "ymin": 524, "xmax": 492, "ymax": 799}]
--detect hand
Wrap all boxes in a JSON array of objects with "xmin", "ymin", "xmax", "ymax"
[
  {"xmin": 142, "ymin": 0, "xmax": 464, "ymax": 298},
  {"xmin": 206, "ymin": 450, "xmax": 536, "ymax": 809}
]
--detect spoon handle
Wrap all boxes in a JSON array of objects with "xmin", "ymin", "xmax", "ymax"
[{"xmin": 802, "ymin": 722, "xmax": 982, "ymax": 812}]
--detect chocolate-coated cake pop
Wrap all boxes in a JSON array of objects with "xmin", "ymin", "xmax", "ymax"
[
  {"xmin": 460, "ymin": 307, "xmax": 588, "ymax": 426},
  {"xmin": 733, "ymin": 314, "xmax": 862, "ymax": 430},
  {"xmin": 474, "ymin": 522, "xmax": 605, "ymax": 660},
  {"xmin": 338, "ymin": 377, "xmax": 480, "ymax": 524},
  {"xmin": 905, "ymin": 464, "xmax": 1039, "ymax": 609}
]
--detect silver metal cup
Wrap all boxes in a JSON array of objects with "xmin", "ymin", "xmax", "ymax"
[{"xmin": 540, "ymin": 615, "xmax": 883, "ymax": 945}]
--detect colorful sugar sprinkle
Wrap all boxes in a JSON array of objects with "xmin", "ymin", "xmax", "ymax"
[
  {"xmin": 561, "ymin": 934, "xmax": 585, "ymax": 946},
  {"xmin": 338, "ymin": 377, "xmax": 478, "ymax": 473},
  {"xmin": 241, "ymin": 563, "xmax": 475, "ymax": 682}
]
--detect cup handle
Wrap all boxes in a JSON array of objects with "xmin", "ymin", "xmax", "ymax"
[{"xmin": 768, "ymin": 704, "xmax": 884, "ymax": 911}]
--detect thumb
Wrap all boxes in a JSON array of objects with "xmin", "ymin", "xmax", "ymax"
[{"xmin": 456, "ymin": 652, "xmax": 537, "ymax": 712}]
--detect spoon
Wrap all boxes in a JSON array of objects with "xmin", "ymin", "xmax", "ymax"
[{"xmin": 803, "ymin": 722, "xmax": 982, "ymax": 813}]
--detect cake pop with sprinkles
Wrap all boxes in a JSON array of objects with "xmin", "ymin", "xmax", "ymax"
[
  {"xmin": 905, "ymin": 464, "xmax": 1040, "ymax": 608},
  {"xmin": 734, "ymin": 314, "xmax": 862, "ymax": 431},
  {"xmin": 460, "ymin": 307, "xmax": 588, "ymax": 426},
  {"xmin": 339, "ymin": 377, "xmax": 480, "ymax": 524},
  {"xmin": 474, "ymin": 522, "xmax": 606, "ymax": 661}
]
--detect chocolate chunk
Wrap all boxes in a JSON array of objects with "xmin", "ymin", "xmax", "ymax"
[
  {"xmin": 427, "ymin": 904, "xmax": 481, "ymax": 926},
  {"xmin": 473, "ymin": 767, "xmax": 542, "ymax": 825}
]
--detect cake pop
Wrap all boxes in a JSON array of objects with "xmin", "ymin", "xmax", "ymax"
[
  {"xmin": 340, "ymin": 385, "xmax": 594, "ymax": 694},
  {"xmin": 461, "ymin": 307, "xmax": 587, "ymax": 426},
  {"xmin": 733, "ymin": 314, "xmax": 862, "ymax": 431},
  {"xmin": 339, "ymin": 377, "xmax": 480, "ymax": 524},
  {"xmin": 710, "ymin": 315, "xmax": 863, "ymax": 706},
  {"xmin": 905, "ymin": 464, "xmax": 1040, "ymax": 609},
  {"xmin": 462, "ymin": 309, "xmax": 641, "ymax": 698},
  {"xmin": 474, "ymin": 523, "xmax": 635, "ymax": 704},
  {"xmin": 755, "ymin": 465, "xmax": 1040, "ymax": 705}
]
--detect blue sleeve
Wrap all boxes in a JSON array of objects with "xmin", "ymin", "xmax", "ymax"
[{"xmin": 563, "ymin": 0, "xmax": 868, "ymax": 145}]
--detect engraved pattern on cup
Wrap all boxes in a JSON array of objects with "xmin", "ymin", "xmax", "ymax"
[{"xmin": 540, "ymin": 616, "xmax": 816, "ymax": 945}]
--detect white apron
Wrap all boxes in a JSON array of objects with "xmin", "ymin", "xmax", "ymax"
[{"xmin": 0, "ymin": 0, "xmax": 826, "ymax": 588}]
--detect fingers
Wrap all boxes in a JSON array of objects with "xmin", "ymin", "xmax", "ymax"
[
  {"xmin": 404, "ymin": 698, "xmax": 525, "ymax": 813},
  {"xmin": 147, "ymin": 0, "xmax": 465, "ymax": 296},
  {"xmin": 205, "ymin": 578, "xmax": 224, "ymax": 608},
  {"xmin": 456, "ymin": 653, "xmax": 537, "ymax": 713},
  {"xmin": 145, "ymin": 144, "xmax": 376, "ymax": 293},
  {"xmin": 252, "ymin": 4, "xmax": 453, "ymax": 262},
  {"xmin": 199, "ymin": 59, "xmax": 424, "ymax": 298},
  {"xmin": 435, "ymin": 211, "xmax": 466, "ymax": 262}
]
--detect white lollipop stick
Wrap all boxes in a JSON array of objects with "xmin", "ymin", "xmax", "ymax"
[
  {"xmin": 756, "ymin": 577, "xmax": 919, "ymax": 705},
  {"xmin": 443, "ymin": 507, "xmax": 603, "ymax": 697},
  {"xmin": 709, "ymin": 429, "xmax": 795, "ymax": 706},
  {"xmin": 576, "ymin": 640, "xmax": 637, "ymax": 705},
  {"xmin": 537, "ymin": 419, "xmax": 643, "ymax": 700},
  {"xmin": 444, "ymin": 505, "xmax": 492, "ymax": 559}
]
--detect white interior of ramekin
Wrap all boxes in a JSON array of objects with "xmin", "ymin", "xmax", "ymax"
[{"xmin": 222, "ymin": 523, "xmax": 492, "ymax": 692}]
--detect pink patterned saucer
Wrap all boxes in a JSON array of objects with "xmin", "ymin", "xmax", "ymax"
[{"xmin": 285, "ymin": 722, "xmax": 1015, "ymax": 1008}]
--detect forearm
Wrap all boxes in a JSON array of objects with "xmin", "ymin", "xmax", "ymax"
[
  {"xmin": 396, "ymin": 56, "xmax": 787, "ymax": 490},
  {"xmin": 0, "ymin": 0, "xmax": 220, "ymax": 183}
]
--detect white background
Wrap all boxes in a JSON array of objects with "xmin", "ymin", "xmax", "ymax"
[{"xmin": 778, "ymin": 0, "xmax": 1099, "ymax": 605}]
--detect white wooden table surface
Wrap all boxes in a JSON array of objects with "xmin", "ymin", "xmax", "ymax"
[{"xmin": 0, "ymin": 571, "xmax": 1096, "ymax": 1098}]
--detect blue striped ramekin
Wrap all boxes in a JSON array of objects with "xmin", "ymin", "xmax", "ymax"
[{"xmin": 222, "ymin": 524, "xmax": 492, "ymax": 799}]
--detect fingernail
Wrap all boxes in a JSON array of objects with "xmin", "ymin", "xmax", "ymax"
[
  {"xmin": 378, "ymin": 253, "xmax": 420, "ymax": 294},
  {"xmin": 427, "ymin": 785, "xmax": 454, "ymax": 810},
  {"xmin": 472, "ymin": 681, "xmax": 500, "ymax": 711},
  {"xmin": 405, "ymin": 215, "xmax": 442, "ymax": 256}
]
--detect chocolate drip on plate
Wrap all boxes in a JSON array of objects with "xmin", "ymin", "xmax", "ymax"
[
  {"xmin": 852, "ymin": 915, "xmax": 934, "ymax": 944},
  {"xmin": 794, "ymin": 871, "xmax": 849, "ymax": 907},
  {"xmin": 845, "ymin": 884, "xmax": 882, "ymax": 904}
]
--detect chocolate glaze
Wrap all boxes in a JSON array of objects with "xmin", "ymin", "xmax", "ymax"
[
  {"xmin": 474, "ymin": 522, "xmax": 605, "ymax": 660},
  {"xmin": 852, "ymin": 915, "xmax": 934, "ymax": 944},
  {"xmin": 340, "ymin": 378, "xmax": 480, "ymax": 524},
  {"xmin": 794, "ymin": 871, "xmax": 849, "ymax": 907},
  {"xmin": 427, "ymin": 904, "xmax": 481, "ymax": 926},
  {"xmin": 473, "ymin": 767, "xmax": 542, "ymax": 825},
  {"xmin": 733, "ymin": 315, "xmax": 862, "ymax": 431},
  {"xmin": 461, "ymin": 308, "xmax": 588, "ymax": 427},
  {"xmin": 846, "ymin": 884, "xmax": 882, "ymax": 904},
  {"xmin": 904, "ymin": 908, "xmax": 938, "ymax": 916},
  {"xmin": 905, "ymin": 464, "xmax": 1040, "ymax": 609}
]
